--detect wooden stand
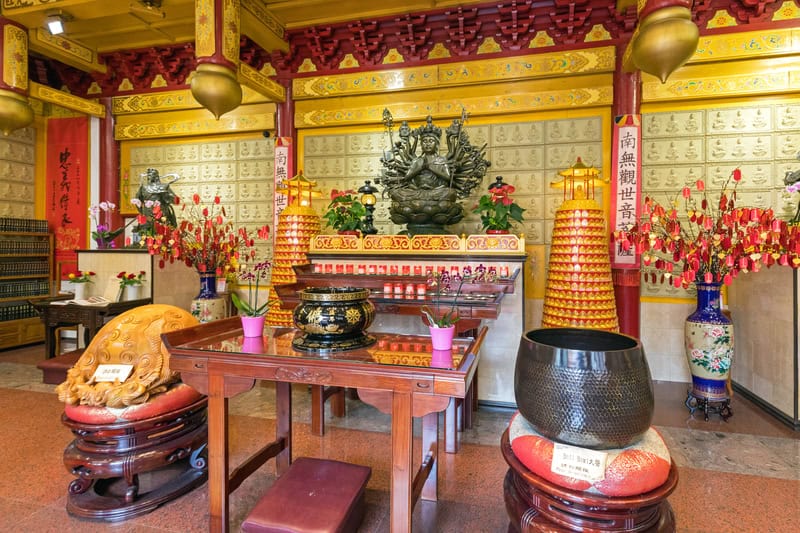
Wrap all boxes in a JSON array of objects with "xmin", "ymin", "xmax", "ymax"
[
  {"xmin": 61, "ymin": 397, "xmax": 208, "ymax": 521},
  {"xmin": 501, "ymin": 429, "xmax": 678, "ymax": 532}
]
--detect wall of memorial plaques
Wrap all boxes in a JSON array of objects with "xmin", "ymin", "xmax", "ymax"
[
  {"xmin": 641, "ymin": 102, "xmax": 800, "ymax": 299},
  {"xmin": 125, "ymin": 134, "xmax": 275, "ymax": 259},
  {"xmin": 0, "ymin": 127, "xmax": 36, "ymax": 218},
  {"xmin": 301, "ymin": 114, "xmax": 605, "ymax": 245}
]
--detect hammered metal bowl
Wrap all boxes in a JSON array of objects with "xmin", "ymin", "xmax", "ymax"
[
  {"xmin": 514, "ymin": 328, "xmax": 654, "ymax": 450},
  {"xmin": 292, "ymin": 287, "xmax": 375, "ymax": 352}
]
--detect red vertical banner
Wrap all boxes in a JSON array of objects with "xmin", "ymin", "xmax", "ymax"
[
  {"xmin": 273, "ymin": 137, "xmax": 294, "ymax": 237},
  {"xmin": 610, "ymin": 114, "xmax": 642, "ymax": 269},
  {"xmin": 46, "ymin": 117, "xmax": 89, "ymax": 278}
]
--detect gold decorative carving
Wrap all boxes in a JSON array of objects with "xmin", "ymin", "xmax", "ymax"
[
  {"xmin": 239, "ymin": 63, "xmax": 285, "ymax": 102},
  {"xmin": 428, "ymin": 43, "xmax": 451, "ymax": 59},
  {"xmin": 28, "ymin": 27, "xmax": 106, "ymax": 73},
  {"xmin": 274, "ymin": 367, "xmax": 333, "ymax": 384},
  {"xmin": 773, "ymin": 0, "xmax": 800, "ymax": 20},
  {"xmin": 691, "ymin": 28, "xmax": 795, "ymax": 63},
  {"xmin": 294, "ymin": 81, "xmax": 612, "ymax": 127},
  {"xmin": 3, "ymin": 23, "xmax": 27, "ymax": 91},
  {"xmin": 293, "ymin": 49, "xmax": 613, "ymax": 101},
  {"xmin": 440, "ymin": 48, "xmax": 615, "ymax": 84},
  {"xmin": 643, "ymin": 67, "xmax": 796, "ymax": 101},
  {"xmin": 241, "ymin": 0, "xmax": 284, "ymax": 36},
  {"xmin": 222, "ymin": 0, "xmax": 240, "ymax": 65},
  {"xmin": 30, "ymin": 82, "xmax": 105, "ymax": 117},
  {"xmin": 585, "ymin": 24, "xmax": 612, "ymax": 42},
  {"xmin": 114, "ymin": 103, "xmax": 275, "ymax": 140},
  {"xmin": 705, "ymin": 10, "xmax": 737, "ymax": 29},
  {"xmin": 294, "ymin": 67, "xmax": 437, "ymax": 99},
  {"xmin": 195, "ymin": 0, "xmax": 215, "ymax": 58},
  {"xmin": 477, "ymin": 37, "xmax": 501, "ymax": 54},
  {"xmin": 530, "ymin": 31, "xmax": 555, "ymax": 48},
  {"xmin": 297, "ymin": 58, "xmax": 317, "ymax": 73},
  {"xmin": 2, "ymin": 0, "xmax": 66, "ymax": 10},
  {"xmin": 310, "ymin": 234, "xmax": 525, "ymax": 255}
]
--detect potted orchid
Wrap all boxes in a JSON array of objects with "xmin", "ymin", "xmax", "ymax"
[
  {"xmin": 421, "ymin": 271, "xmax": 472, "ymax": 350},
  {"xmin": 473, "ymin": 176, "xmax": 525, "ymax": 233},
  {"xmin": 89, "ymin": 202, "xmax": 131, "ymax": 248},
  {"xmin": 230, "ymin": 226, "xmax": 272, "ymax": 337}
]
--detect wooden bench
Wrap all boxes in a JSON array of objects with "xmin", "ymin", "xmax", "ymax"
[
  {"xmin": 242, "ymin": 457, "xmax": 371, "ymax": 533},
  {"xmin": 36, "ymin": 349, "xmax": 82, "ymax": 385}
]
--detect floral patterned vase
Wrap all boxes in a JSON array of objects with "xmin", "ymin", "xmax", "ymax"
[
  {"xmin": 191, "ymin": 273, "xmax": 226, "ymax": 323},
  {"xmin": 684, "ymin": 282, "xmax": 733, "ymax": 402}
]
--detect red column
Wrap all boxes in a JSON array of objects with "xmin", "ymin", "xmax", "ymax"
[
  {"xmin": 612, "ymin": 43, "xmax": 642, "ymax": 338},
  {"xmin": 275, "ymin": 81, "xmax": 296, "ymax": 173},
  {"xmin": 98, "ymin": 97, "xmax": 123, "ymax": 245}
]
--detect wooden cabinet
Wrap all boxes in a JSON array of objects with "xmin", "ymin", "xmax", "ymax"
[{"xmin": 0, "ymin": 218, "xmax": 53, "ymax": 349}]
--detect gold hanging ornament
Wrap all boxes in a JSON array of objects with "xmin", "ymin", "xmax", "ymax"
[{"xmin": 627, "ymin": 1, "xmax": 699, "ymax": 83}]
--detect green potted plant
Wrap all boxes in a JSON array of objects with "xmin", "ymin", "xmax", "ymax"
[
  {"xmin": 117, "ymin": 271, "xmax": 146, "ymax": 301},
  {"xmin": 421, "ymin": 271, "xmax": 471, "ymax": 350},
  {"xmin": 231, "ymin": 258, "xmax": 272, "ymax": 337},
  {"xmin": 322, "ymin": 189, "xmax": 366, "ymax": 234},
  {"xmin": 473, "ymin": 176, "xmax": 525, "ymax": 234}
]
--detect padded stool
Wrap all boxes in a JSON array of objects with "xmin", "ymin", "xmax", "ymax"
[{"xmin": 242, "ymin": 457, "xmax": 371, "ymax": 533}]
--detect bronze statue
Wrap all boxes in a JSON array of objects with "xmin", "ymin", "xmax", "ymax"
[
  {"xmin": 379, "ymin": 109, "xmax": 490, "ymax": 235},
  {"xmin": 134, "ymin": 168, "xmax": 181, "ymax": 233}
]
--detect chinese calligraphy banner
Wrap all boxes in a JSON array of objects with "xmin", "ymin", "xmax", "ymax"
[
  {"xmin": 46, "ymin": 117, "xmax": 88, "ymax": 278},
  {"xmin": 272, "ymin": 136, "xmax": 293, "ymax": 237},
  {"xmin": 610, "ymin": 114, "xmax": 641, "ymax": 269}
]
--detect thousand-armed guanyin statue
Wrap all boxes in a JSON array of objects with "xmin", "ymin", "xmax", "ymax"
[{"xmin": 379, "ymin": 108, "xmax": 490, "ymax": 235}]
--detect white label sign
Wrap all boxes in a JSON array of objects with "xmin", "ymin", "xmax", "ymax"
[
  {"xmin": 92, "ymin": 364, "xmax": 134, "ymax": 383},
  {"xmin": 551, "ymin": 442, "xmax": 608, "ymax": 482}
]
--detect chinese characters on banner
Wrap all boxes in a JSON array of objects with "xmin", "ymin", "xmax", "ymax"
[
  {"xmin": 273, "ymin": 137, "xmax": 293, "ymax": 238},
  {"xmin": 610, "ymin": 115, "xmax": 641, "ymax": 269},
  {"xmin": 45, "ymin": 117, "xmax": 88, "ymax": 278}
]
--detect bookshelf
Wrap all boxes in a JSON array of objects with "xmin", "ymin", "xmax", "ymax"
[{"xmin": 0, "ymin": 218, "xmax": 53, "ymax": 349}]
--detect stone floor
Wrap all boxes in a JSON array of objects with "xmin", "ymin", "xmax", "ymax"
[{"xmin": 1, "ymin": 340, "xmax": 798, "ymax": 532}]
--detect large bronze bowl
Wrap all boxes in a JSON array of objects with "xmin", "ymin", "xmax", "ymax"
[
  {"xmin": 292, "ymin": 287, "xmax": 376, "ymax": 352},
  {"xmin": 514, "ymin": 328, "xmax": 654, "ymax": 449}
]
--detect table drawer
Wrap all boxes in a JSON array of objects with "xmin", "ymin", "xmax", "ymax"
[{"xmin": 170, "ymin": 356, "xmax": 209, "ymax": 373}]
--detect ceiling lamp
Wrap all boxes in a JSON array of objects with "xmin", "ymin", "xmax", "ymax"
[{"xmin": 45, "ymin": 11, "xmax": 71, "ymax": 35}]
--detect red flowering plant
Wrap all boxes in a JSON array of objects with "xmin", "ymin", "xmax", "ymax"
[
  {"xmin": 145, "ymin": 193, "xmax": 261, "ymax": 277},
  {"xmin": 117, "ymin": 270, "xmax": 146, "ymax": 287},
  {"xmin": 322, "ymin": 189, "xmax": 366, "ymax": 233},
  {"xmin": 473, "ymin": 177, "xmax": 525, "ymax": 232},
  {"xmin": 614, "ymin": 168, "xmax": 800, "ymax": 288}
]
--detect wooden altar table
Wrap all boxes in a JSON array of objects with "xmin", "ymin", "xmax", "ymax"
[{"xmin": 161, "ymin": 318, "xmax": 486, "ymax": 533}]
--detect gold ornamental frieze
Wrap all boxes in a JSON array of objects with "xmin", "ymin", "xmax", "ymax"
[
  {"xmin": 293, "ymin": 67, "xmax": 438, "ymax": 99},
  {"xmin": 691, "ymin": 28, "xmax": 797, "ymax": 63},
  {"xmin": 1, "ymin": 0, "xmax": 66, "ymax": 10},
  {"xmin": 113, "ymin": 91, "xmax": 198, "ymax": 114},
  {"xmin": 222, "ymin": 0, "xmax": 240, "ymax": 66},
  {"xmin": 28, "ymin": 28, "xmax": 105, "ymax": 73},
  {"xmin": 643, "ymin": 58, "xmax": 799, "ymax": 101},
  {"xmin": 438, "ymin": 47, "xmax": 615, "ymax": 84},
  {"xmin": 295, "ymin": 77, "xmax": 611, "ymax": 128},
  {"xmin": 30, "ymin": 82, "xmax": 105, "ymax": 117},
  {"xmin": 310, "ymin": 234, "xmax": 526, "ymax": 255},
  {"xmin": 293, "ymin": 48, "xmax": 614, "ymax": 101},
  {"xmin": 113, "ymin": 86, "xmax": 269, "ymax": 115},
  {"xmin": 114, "ymin": 104, "xmax": 275, "ymax": 140}
]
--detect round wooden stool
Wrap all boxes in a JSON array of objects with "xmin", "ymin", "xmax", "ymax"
[
  {"xmin": 501, "ymin": 429, "xmax": 678, "ymax": 532},
  {"xmin": 62, "ymin": 393, "xmax": 208, "ymax": 521}
]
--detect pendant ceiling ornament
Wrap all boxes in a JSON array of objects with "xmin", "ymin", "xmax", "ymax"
[{"xmin": 625, "ymin": 0, "xmax": 700, "ymax": 83}]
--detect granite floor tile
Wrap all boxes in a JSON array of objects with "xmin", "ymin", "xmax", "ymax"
[{"xmin": 1, "ymin": 343, "xmax": 799, "ymax": 532}]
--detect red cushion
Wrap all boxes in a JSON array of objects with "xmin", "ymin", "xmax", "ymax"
[
  {"xmin": 64, "ymin": 382, "xmax": 203, "ymax": 425},
  {"xmin": 509, "ymin": 412, "xmax": 671, "ymax": 497}
]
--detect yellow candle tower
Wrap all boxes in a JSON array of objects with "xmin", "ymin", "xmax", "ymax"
[
  {"xmin": 266, "ymin": 171, "xmax": 322, "ymax": 327},
  {"xmin": 542, "ymin": 158, "xmax": 619, "ymax": 332}
]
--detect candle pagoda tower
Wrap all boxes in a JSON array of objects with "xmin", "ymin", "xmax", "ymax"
[
  {"xmin": 266, "ymin": 171, "xmax": 322, "ymax": 327},
  {"xmin": 541, "ymin": 158, "xmax": 619, "ymax": 332}
]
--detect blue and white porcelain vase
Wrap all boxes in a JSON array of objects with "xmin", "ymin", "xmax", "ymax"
[{"xmin": 684, "ymin": 282, "xmax": 733, "ymax": 401}]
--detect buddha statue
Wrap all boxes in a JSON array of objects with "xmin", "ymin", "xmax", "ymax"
[{"xmin": 379, "ymin": 109, "xmax": 490, "ymax": 235}]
